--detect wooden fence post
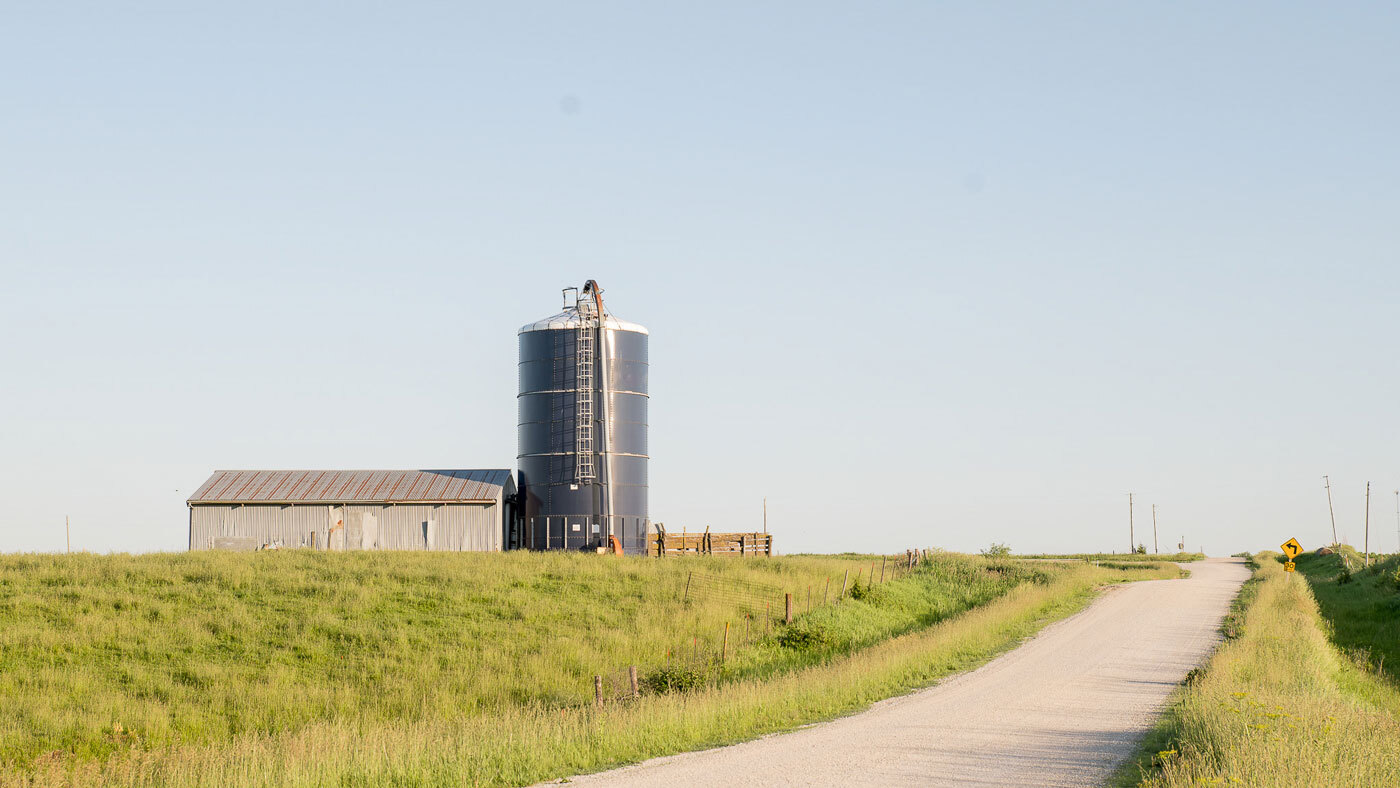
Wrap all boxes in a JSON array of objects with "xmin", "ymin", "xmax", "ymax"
[
  {"xmin": 683, "ymin": 571, "xmax": 692, "ymax": 604},
  {"xmin": 784, "ymin": 593, "xmax": 793, "ymax": 624},
  {"xmin": 880, "ymin": 557, "xmax": 886, "ymax": 583},
  {"xmin": 629, "ymin": 665, "xmax": 639, "ymax": 698},
  {"xmin": 840, "ymin": 569, "xmax": 849, "ymax": 599},
  {"xmin": 594, "ymin": 675, "xmax": 603, "ymax": 708},
  {"xmin": 722, "ymin": 622, "xmax": 730, "ymax": 662},
  {"xmin": 824, "ymin": 577, "xmax": 830, "ymax": 604}
]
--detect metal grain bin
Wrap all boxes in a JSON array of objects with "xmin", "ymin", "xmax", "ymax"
[{"xmin": 517, "ymin": 281, "xmax": 649, "ymax": 553}]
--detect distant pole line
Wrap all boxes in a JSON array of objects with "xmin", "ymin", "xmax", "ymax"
[
  {"xmin": 1324, "ymin": 475, "xmax": 1339, "ymax": 545},
  {"xmin": 1152, "ymin": 504, "xmax": 1159, "ymax": 555},
  {"xmin": 1128, "ymin": 493, "xmax": 1135, "ymax": 553},
  {"xmin": 1364, "ymin": 481, "xmax": 1371, "ymax": 567}
]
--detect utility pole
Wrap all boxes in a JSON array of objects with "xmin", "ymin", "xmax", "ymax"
[
  {"xmin": 1364, "ymin": 481, "xmax": 1371, "ymax": 567},
  {"xmin": 1152, "ymin": 504, "xmax": 1159, "ymax": 554},
  {"xmin": 1128, "ymin": 493, "xmax": 1135, "ymax": 553},
  {"xmin": 1394, "ymin": 490, "xmax": 1399, "ymax": 554},
  {"xmin": 763, "ymin": 497, "xmax": 767, "ymax": 534},
  {"xmin": 66, "ymin": 515, "xmax": 70, "ymax": 554},
  {"xmin": 1324, "ymin": 475, "xmax": 1338, "ymax": 546}
]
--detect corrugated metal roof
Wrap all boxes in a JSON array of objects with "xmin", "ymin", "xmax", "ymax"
[{"xmin": 187, "ymin": 469, "xmax": 512, "ymax": 504}]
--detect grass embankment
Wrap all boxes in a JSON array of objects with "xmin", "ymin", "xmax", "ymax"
[
  {"xmin": 1120, "ymin": 553, "xmax": 1400, "ymax": 788},
  {"xmin": 0, "ymin": 551, "xmax": 1177, "ymax": 787},
  {"xmin": 1296, "ymin": 546, "xmax": 1400, "ymax": 682}
]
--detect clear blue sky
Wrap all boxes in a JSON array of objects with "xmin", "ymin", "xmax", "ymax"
[{"xmin": 2, "ymin": 2, "xmax": 1397, "ymax": 555}]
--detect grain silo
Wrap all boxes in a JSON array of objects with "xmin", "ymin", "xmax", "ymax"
[{"xmin": 517, "ymin": 280, "xmax": 649, "ymax": 553}]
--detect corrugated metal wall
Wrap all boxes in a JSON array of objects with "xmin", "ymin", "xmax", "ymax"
[{"xmin": 189, "ymin": 502, "xmax": 504, "ymax": 551}]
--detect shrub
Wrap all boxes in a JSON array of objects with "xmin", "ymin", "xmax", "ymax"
[
  {"xmin": 847, "ymin": 579, "xmax": 869, "ymax": 601},
  {"xmin": 639, "ymin": 665, "xmax": 707, "ymax": 695},
  {"xmin": 980, "ymin": 543, "xmax": 1011, "ymax": 558},
  {"xmin": 1338, "ymin": 566, "xmax": 1354, "ymax": 584},
  {"xmin": 778, "ymin": 621, "xmax": 834, "ymax": 650},
  {"xmin": 1135, "ymin": 544, "xmax": 1147, "ymax": 555}
]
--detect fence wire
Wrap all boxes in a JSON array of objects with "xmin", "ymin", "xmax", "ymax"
[{"xmin": 588, "ymin": 549, "xmax": 936, "ymax": 706}]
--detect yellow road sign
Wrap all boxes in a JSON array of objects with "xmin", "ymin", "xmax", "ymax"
[
  {"xmin": 1284, "ymin": 561, "xmax": 1296, "ymax": 572},
  {"xmin": 1281, "ymin": 538, "xmax": 1303, "ymax": 560}
]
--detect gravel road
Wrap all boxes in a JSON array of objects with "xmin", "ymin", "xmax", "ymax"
[{"xmin": 556, "ymin": 557, "xmax": 1250, "ymax": 788}]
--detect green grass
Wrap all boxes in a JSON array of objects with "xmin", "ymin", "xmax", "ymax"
[
  {"xmin": 0, "ymin": 550, "xmax": 1175, "ymax": 787},
  {"xmin": 1295, "ymin": 546, "xmax": 1400, "ymax": 682},
  {"xmin": 1117, "ymin": 553, "xmax": 1400, "ymax": 788},
  {"xmin": 1016, "ymin": 551, "xmax": 1204, "ymax": 563}
]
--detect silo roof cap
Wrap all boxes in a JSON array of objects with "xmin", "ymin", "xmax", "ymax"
[{"xmin": 518, "ymin": 308, "xmax": 649, "ymax": 335}]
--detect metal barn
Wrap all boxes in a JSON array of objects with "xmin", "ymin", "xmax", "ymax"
[{"xmin": 187, "ymin": 469, "xmax": 516, "ymax": 551}]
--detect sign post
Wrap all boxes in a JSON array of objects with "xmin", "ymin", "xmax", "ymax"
[{"xmin": 1281, "ymin": 538, "xmax": 1302, "ymax": 573}]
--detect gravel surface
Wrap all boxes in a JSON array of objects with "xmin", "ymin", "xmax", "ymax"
[{"xmin": 555, "ymin": 558, "xmax": 1250, "ymax": 788}]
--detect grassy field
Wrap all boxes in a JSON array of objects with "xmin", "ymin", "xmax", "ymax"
[
  {"xmin": 1118, "ymin": 552, "xmax": 1400, "ymax": 788},
  {"xmin": 1296, "ymin": 546, "xmax": 1400, "ymax": 682},
  {"xmin": 1016, "ymin": 552, "xmax": 1204, "ymax": 563},
  {"xmin": 0, "ymin": 550, "xmax": 1179, "ymax": 786}
]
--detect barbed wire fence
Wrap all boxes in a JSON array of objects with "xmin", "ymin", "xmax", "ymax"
[{"xmin": 590, "ymin": 548, "xmax": 938, "ymax": 706}]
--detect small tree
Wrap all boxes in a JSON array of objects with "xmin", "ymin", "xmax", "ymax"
[
  {"xmin": 981, "ymin": 543, "xmax": 1011, "ymax": 558},
  {"xmin": 1135, "ymin": 543, "xmax": 1147, "ymax": 554}
]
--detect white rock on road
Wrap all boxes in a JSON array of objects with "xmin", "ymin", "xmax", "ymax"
[{"xmin": 554, "ymin": 557, "xmax": 1250, "ymax": 787}]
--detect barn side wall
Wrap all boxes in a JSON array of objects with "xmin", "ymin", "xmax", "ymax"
[{"xmin": 189, "ymin": 501, "xmax": 504, "ymax": 551}]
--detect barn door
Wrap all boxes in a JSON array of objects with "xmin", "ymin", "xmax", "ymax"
[
  {"xmin": 360, "ymin": 511, "xmax": 378, "ymax": 550},
  {"xmin": 328, "ymin": 507, "xmax": 346, "ymax": 551}
]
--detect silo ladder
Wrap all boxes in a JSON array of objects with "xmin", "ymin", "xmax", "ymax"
[{"xmin": 575, "ymin": 309, "xmax": 597, "ymax": 483}]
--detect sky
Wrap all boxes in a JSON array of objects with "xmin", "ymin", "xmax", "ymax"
[{"xmin": 2, "ymin": 2, "xmax": 1397, "ymax": 556}]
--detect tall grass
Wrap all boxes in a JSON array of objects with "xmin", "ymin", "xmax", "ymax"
[
  {"xmin": 1296, "ymin": 547, "xmax": 1400, "ymax": 682},
  {"xmin": 1, "ymin": 556, "xmax": 1171, "ymax": 787},
  {"xmin": 1121, "ymin": 553, "xmax": 1400, "ymax": 788},
  {"xmin": 1016, "ymin": 552, "xmax": 1205, "ymax": 563},
  {"xmin": 0, "ymin": 550, "xmax": 882, "ymax": 767}
]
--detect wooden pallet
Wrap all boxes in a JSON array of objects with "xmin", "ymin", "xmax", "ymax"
[{"xmin": 647, "ymin": 529, "xmax": 772, "ymax": 557}]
